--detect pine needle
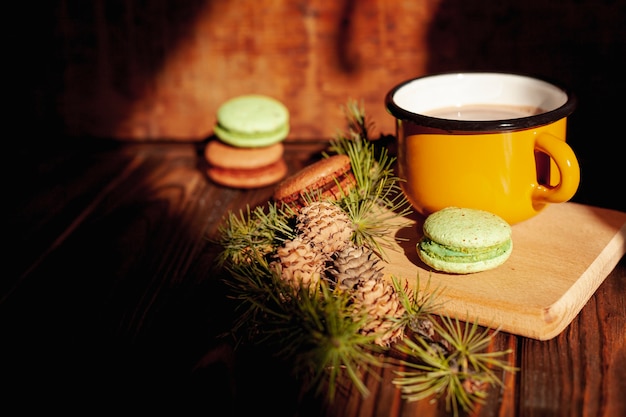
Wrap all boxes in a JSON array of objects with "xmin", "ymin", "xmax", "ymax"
[
  {"xmin": 392, "ymin": 315, "xmax": 517, "ymax": 417},
  {"xmin": 213, "ymin": 98, "xmax": 517, "ymax": 410}
]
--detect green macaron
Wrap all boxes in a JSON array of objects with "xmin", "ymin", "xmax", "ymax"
[
  {"xmin": 417, "ymin": 207, "xmax": 513, "ymax": 274},
  {"xmin": 214, "ymin": 94, "xmax": 289, "ymax": 147}
]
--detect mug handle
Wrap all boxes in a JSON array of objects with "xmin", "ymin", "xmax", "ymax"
[{"xmin": 533, "ymin": 133, "xmax": 580, "ymax": 203}]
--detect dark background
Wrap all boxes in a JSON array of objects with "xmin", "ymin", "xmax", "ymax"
[
  {"xmin": 425, "ymin": 0, "xmax": 626, "ymax": 212},
  {"xmin": 4, "ymin": 1, "xmax": 625, "ymax": 414},
  {"xmin": 10, "ymin": 0, "xmax": 626, "ymax": 209}
]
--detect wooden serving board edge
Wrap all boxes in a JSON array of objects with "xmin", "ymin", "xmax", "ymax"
[
  {"xmin": 380, "ymin": 203, "xmax": 626, "ymax": 341},
  {"xmin": 536, "ymin": 223, "xmax": 625, "ymax": 340}
]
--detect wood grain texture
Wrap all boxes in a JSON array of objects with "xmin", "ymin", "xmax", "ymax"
[
  {"xmin": 55, "ymin": 0, "xmax": 440, "ymax": 140},
  {"xmin": 6, "ymin": 139, "xmax": 625, "ymax": 416},
  {"xmin": 517, "ymin": 265, "xmax": 626, "ymax": 417},
  {"xmin": 382, "ymin": 203, "xmax": 626, "ymax": 340}
]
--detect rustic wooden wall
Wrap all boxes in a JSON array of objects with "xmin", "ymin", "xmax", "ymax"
[
  {"xmin": 51, "ymin": 0, "xmax": 440, "ymax": 141},
  {"xmin": 16, "ymin": 0, "xmax": 626, "ymax": 149}
]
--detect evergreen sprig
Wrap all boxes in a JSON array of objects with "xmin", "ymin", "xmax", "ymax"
[
  {"xmin": 215, "ymin": 202, "xmax": 296, "ymax": 268},
  {"xmin": 213, "ymin": 99, "xmax": 517, "ymax": 411},
  {"xmin": 223, "ymin": 253, "xmax": 384, "ymax": 400},
  {"xmin": 392, "ymin": 314, "xmax": 517, "ymax": 417},
  {"xmin": 287, "ymin": 281, "xmax": 384, "ymax": 400},
  {"xmin": 328, "ymin": 99, "xmax": 413, "ymax": 260}
]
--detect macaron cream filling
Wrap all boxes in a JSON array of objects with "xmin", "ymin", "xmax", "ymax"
[
  {"xmin": 419, "ymin": 237, "xmax": 512, "ymax": 263},
  {"xmin": 214, "ymin": 122, "xmax": 289, "ymax": 139}
]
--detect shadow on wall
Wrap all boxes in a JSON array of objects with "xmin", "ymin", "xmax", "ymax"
[
  {"xmin": 425, "ymin": 0, "xmax": 626, "ymax": 212},
  {"xmin": 9, "ymin": 0, "xmax": 209, "ymax": 142},
  {"xmin": 11, "ymin": 0, "xmax": 625, "ymax": 211}
]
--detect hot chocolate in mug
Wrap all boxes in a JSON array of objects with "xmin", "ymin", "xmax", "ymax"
[{"xmin": 385, "ymin": 72, "xmax": 580, "ymax": 225}]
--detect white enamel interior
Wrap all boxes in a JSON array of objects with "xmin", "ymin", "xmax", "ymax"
[{"xmin": 392, "ymin": 73, "xmax": 568, "ymax": 115}]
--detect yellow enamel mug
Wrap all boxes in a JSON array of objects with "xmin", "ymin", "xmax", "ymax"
[{"xmin": 385, "ymin": 72, "xmax": 580, "ymax": 225}]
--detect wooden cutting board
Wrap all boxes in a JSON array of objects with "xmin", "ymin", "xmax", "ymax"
[{"xmin": 381, "ymin": 202, "xmax": 626, "ymax": 340}]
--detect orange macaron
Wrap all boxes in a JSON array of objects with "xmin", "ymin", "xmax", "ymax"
[
  {"xmin": 272, "ymin": 154, "xmax": 356, "ymax": 209},
  {"xmin": 205, "ymin": 139, "xmax": 288, "ymax": 189}
]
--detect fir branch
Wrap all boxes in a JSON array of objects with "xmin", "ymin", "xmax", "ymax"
[
  {"xmin": 328, "ymin": 108, "xmax": 413, "ymax": 260},
  {"xmin": 392, "ymin": 314, "xmax": 517, "ymax": 417},
  {"xmin": 392, "ymin": 274, "xmax": 445, "ymax": 335},
  {"xmin": 330, "ymin": 98, "xmax": 375, "ymax": 147},
  {"xmin": 214, "ymin": 203, "xmax": 296, "ymax": 268},
  {"xmin": 287, "ymin": 281, "xmax": 384, "ymax": 400},
  {"xmin": 223, "ymin": 252, "xmax": 383, "ymax": 401},
  {"xmin": 213, "ymin": 97, "xmax": 518, "ymax": 414},
  {"xmin": 434, "ymin": 315, "xmax": 518, "ymax": 384},
  {"xmin": 393, "ymin": 335, "xmax": 486, "ymax": 417},
  {"xmin": 222, "ymin": 256, "xmax": 288, "ymax": 341}
]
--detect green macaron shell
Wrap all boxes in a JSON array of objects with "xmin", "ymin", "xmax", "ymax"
[
  {"xmin": 422, "ymin": 207, "xmax": 511, "ymax": 249},
  {"xmin": 417, "ymin": 207, "xmax": 513, "ymax": 274},
  {"xmin": 214, "ymin": 95, "xmax": 289, "ymax": 147}
]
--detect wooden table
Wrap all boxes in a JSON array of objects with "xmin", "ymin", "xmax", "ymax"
[{"xmin": 5, "ymin": 138, "xmax": 625, "ymax": 416}]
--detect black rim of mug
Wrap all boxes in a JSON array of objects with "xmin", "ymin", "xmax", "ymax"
[{"xmin": 384, "ymin": 71, "xmax": 577, "ymax": 134}]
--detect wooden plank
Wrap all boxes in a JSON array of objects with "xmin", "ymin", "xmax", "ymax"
[
  {"xmin": 517, "ymin": 261, "xmax": 626, "ymax": 416},
  {"xmin": 56, "ymin": 0, "xmax": 440, "ymax": 140},
  {"xmin": 7, "ymin": 140, "xmax": 625, "ymax": 415}
]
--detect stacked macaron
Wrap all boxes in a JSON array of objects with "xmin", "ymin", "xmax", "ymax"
[{"xmin": 205, "ymin": 94, "xmax": 290, "ymax": 189}]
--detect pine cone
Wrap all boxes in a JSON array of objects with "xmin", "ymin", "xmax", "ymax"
[
  {"xmin": 270, "ymin": 237, "xmax": 325, "ymax": 292},
  {"xmin": 296, "ymin": 201, "xmax": 353, "ymax": 256},
  {"xmin": 351, "ymin": 277, "xmax": 406, "ymax": 347},
  {"xmin": 329, "ymin": 243, "xmax": 384, "ymax": 290}
]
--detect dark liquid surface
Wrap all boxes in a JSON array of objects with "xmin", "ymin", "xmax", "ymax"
[{"xmin": 426, "ymin": 104, "xmax": 544, "ymax": 121}]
